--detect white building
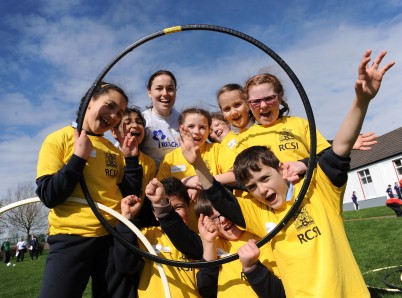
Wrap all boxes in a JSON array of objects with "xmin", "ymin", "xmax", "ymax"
[{"xmin": 343, "ymin": 127, "xmax": 402, "ymax": 210}]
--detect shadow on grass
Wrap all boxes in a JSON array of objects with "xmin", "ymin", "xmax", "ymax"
[{"xmin": 369, "ymin": 288, "xmax": 402, "ymax": 298}]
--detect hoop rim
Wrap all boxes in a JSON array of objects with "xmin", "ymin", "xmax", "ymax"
[{"xmin": 77, "ymin": 24, "xmax": 317, "ymax": 268}]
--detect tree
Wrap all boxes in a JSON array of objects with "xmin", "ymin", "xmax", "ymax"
[{"xmin": 1, "ymin": 181, "xmax": 48, "ymax": 240}]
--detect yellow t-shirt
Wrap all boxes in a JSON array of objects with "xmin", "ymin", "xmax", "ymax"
[
  {"xmin": 217, "ymin": 122, "xmax": 258, "ymax": 173},
  {"xmin": 214, "ymin": 231, "xmax": 278, "ymax": 297},
  {"xmin": 157, "ymin": 143, "xmax": 223, "ymax": 232},
  {"xmin": 139, "ymin": 152, "xmax": 156, "ymax": 199},
  {"xmin": 36, "ymin": 126, "xmax": 125, "ymax": 237},
  {"xmin": 236, "ymin": 116, "xmax": 330, "ymax": 162},
  {"xmin": 157, "ymin": 142, "xmax": 222, "ymax": 180},
  {"xmin": 236, "ymin": 166, "xmax": 369, "ymax": 298},
  {"xmin": 215, "ymin": 130, "xmax": 238, "ymax": 173},
  {"xmin": 138, "ymin": 227, "xmax": 200, "ymax": 298}
]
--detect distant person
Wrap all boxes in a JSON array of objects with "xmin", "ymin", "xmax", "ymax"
[
  {"xmin": 394, "ymin": 182, "xmax": 402, "ymax": 200},
  {"xmin": 1, "ymin": 238, "xmax": 11, "ymax": 264},
  {"xmin": 16, "ymin": 237, "xmax": 27, "ymax": 262},
  {"xmin": 351, "ymin": 191, "xmax": 359, "ymax": 210},
  {"xmin": 29, "ymin": 234, "xmax": 39, "ymax": 260},
  {"xmin": 386, "ymin": 184, "xmax": 395, "ymax": 198}
]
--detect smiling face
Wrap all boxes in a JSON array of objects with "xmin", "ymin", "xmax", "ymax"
[
  {"xmin": 112, "ymin": 110, "xmax": 145, "ymax": 145},
  {"xmin": 210, "ymin": 208, "xmax": 242, "ymax": 240},
  {"xmin": 147, "ymin": 74, "xmax": 176, "ymax": 116},
  {"xmin": 209, "ymin": 118, "xmax": 230, "ymax": 143},
  {"xmin": 182, "ymin": 113, "xmax": 210, "ymax": 147},
  {"xmin": 218, "ymin": 89, "xmax": 251, "ymax": 129},
  {"xmin": 247, "ymin": 83, "xmax": 282, "ymax": 126},
  {"xmin": 169, "ymin": 195, "xmax": 190, "ymax": 225},
  {"xmin": 83, "ymin": 90, "xmax": 126, "ymax": 135},
  {"xmin": 243, "ymin": 162, "xmax": 288, "ymax": 209}
]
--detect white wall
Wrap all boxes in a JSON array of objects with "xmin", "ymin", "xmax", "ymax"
[{"xmin": 343, "ymin": 154, "xmax": 402, "ymax": 204}]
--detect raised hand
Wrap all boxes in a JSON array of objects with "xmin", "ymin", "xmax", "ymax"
[
  {"xmin": 74, "ymin": 129, "xmax": 93, "ymax": 160},
  {"xmin": 144, "ymin": 178, "xmax": 166, "ymax": 205},
  {"xmin": 281, "ymin": 161, "xmax": 307, "ymax": 183},
  {"xmin": 352, "ymin": 132, "xmax": 378, "ymax": 151},
  {"xmin": 121, "ymin": 195, "xmax": 142, "ymax": 220},
  {"xmin": 355, "ymin": 50, "xmax": 395, "ymax": 102},
  {"xmin": 238, "ymin": 239, "xmax": 260, "ymax": 272},
  {"xmin": 198, "ymin": 214, "xmax": 219, "ymax": 243},
  {"xmin": 179, "ymin": 125, "xmax": 201, "ymax": 165},
  {"xmin": 121, "ymin": 133, "xmax": 139, "ymax": 157}
]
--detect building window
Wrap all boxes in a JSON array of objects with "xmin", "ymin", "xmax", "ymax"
[
  {"xmin": 358, "ymin": 169, "xmax": 372, "ymax": 184},
  {"xmin": 394, "ymin": 159, "xmax": 402, "ymax": 176}
]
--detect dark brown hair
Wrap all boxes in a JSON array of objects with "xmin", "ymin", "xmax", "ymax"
[
  {"xmin": 234, "ymin": 145, "xmax": 281, "ymax": 186},
  {"xmin": 161, "ymin": 177, "xmax": 190, "ymax": 206},
  {"xmin": 76, "ymin": 81, "xmax": 128, "ymax": 123},
  {"xmin": 147, "ymin": 70, "xmax": 177, "ymax": 90},
  {"xmin": 194, "ymin": 190, "xmax": 214, "ymax": 218}
]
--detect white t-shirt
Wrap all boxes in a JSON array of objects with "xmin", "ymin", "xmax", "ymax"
[
  {"xmin": 141, "ymin": 108, "xmax": 181, "ymax": 167},
  {"xmin": 17, "ymin": 240, "xmax": 26, "ymax": 250}
]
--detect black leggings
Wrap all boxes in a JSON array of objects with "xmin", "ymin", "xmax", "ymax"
[{"xmin": 40, "ymin": 235, "xmax": 138, "ymax": 298}]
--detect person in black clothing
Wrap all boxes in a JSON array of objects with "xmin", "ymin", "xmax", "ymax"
[
  {"xmin": 394, "ymin": 182, "xmax": 402, "ymax": 200},
  {"xmin": 29, "ymin": 234, "xmax": 39, "ymax": 260},
  {"xmin": 1, "ymin": 238, "xmax": 11, "ymax": 264},
  {"xmin": 386, "ymin": 184, "xmax": 395, "ymax": 198},
  {"xmin": 351, "ymin": 191, "xmax": 359, "ymax": 210}
]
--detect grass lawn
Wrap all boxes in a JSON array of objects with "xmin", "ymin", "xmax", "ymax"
[{"xmin": 0, "ymin": 206, "xmax": 401, "ymax": 297}]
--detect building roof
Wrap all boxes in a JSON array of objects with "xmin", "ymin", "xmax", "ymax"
[{"xmin": 350, "ymin": 127, "xmax": 402, "ymax": 170}]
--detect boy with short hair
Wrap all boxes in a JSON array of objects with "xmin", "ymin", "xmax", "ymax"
[
  {"xmin": 178, "ymin": 50, "xmax": 394, "ymax": 297},
  {"xmin": 139, "ymin": 177, "xmax": 201, "ymax": 298}
]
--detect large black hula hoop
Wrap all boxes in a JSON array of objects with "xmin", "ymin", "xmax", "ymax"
[
  {"xmin": 382, "ymin": 268, "xmax": 402, "ymax": 291},
  {"xmin": 77, "ymin": 24, "xmax": 317, "ymax": 268}
]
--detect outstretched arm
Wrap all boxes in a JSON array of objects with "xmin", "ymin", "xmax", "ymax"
[{"xmin": 333, "ymin": 50, "xmax": 394, "ymax": 157}]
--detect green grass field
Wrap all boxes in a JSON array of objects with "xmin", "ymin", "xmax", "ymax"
[{"xmin": 0, "ymin": 206, "xmax": 401, "ymax": 297}]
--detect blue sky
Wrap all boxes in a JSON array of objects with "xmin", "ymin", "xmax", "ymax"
[{"xmin": 1, "ymin": 0, "xmax": 402, "ymax": 198}]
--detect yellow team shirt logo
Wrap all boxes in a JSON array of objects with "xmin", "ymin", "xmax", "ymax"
[{"xmin": 105, "ymin": 152, "xmax": 118, "ymax": 177}]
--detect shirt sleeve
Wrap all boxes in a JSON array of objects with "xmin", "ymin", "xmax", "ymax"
[
  {"xmin": 318, "ymin": 148, "xmax": 350, "ymax": 188},
  {"xmin": 157, "ymin": 207, "xmax": 203, "ymax": 260},
  {"xmin": 204, "ymin": 179, "xmax": 246, "ymax": 228},
  {"xmin": 196, "ymin": 260, "xmax": 220, "ymax": 298},
  {"xmin": 119, "ymin": 155, "xmax": 143, "ymax": 197},
  {"xmin": 35, "ymin": 154, "xmax": 86, "ymax": 208},
  {"xmin": 113, "ymin": 221, "xmax": 145, "ymax": 275},
  {"xmin": 243, "ymin": 261, "xmax": 286, "ymax": 298}
]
